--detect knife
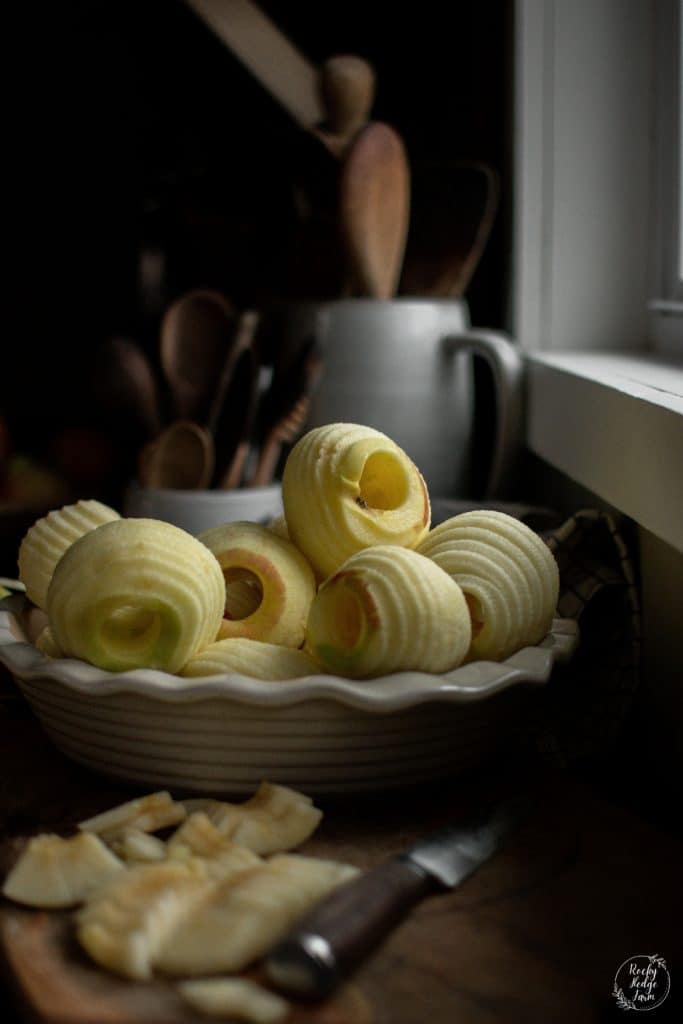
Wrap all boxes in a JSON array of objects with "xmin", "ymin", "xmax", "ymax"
[{"xmin": 265, "ymin": 794, "xmax": 530, "ymax": 1000}]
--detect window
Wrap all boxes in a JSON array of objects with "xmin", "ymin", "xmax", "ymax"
[
  {"xmin": 515, "ymin": 0, "xmax": 683, "ymax": 553},
  {"xmin": 515, "ymin": 0, "xmax": 682, "ymax": 355},
  {"xmin": 650, "ymin": 0, "xmax": 683, "ymax": 352},
  {"xmin": 651, "ymin": 0, "xmax": 683, "ymax": 352}
]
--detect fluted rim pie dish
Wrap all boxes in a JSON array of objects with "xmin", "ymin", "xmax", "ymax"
[
  {"xmin": 0, "ymin": 594, "xmax": 579, "ymax": 794},
  {"xmin": 0, "ymin": 596, "xmax": 578, "ymax": 711}
]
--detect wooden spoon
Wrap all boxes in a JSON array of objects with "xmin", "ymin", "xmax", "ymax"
[
  {"xmin": 317, "ymin": 55, "xmax": 376, "ymax": 157},
  {"xmin": 139, "ymin": 421, "xmax": 214, "ymax": 490},
  {"xmin": 339, "ymin": 122, "xmax": 411, "ymax": 298},
  {"xmin": 206, "ymin": 311, "xmax": 260, "ymax": 438},
  {"xmin": 400, "ymin": 161, "xmax": 500, "ymax": 297},
  {"xmin": 159, "ymin": 290, "xmax": 236, "ymax": 424},
  {"xmin": 91, "ymin": 337, "xmax": 162, "ymax": 439},
  {"xmin": 248, "ymin": 341, "xmax": 323, "ymax": 487}
]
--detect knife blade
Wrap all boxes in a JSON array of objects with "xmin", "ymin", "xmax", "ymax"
[{"xmin": 265, "ymin": 794, "xmax": 531, "ymax": 1000}]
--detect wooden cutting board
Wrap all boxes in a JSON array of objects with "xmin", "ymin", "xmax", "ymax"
[{"xmin": 0, "ymin": 693, "xmax": 680, "ymax": 1023}]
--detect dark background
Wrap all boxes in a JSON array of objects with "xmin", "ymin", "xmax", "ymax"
[{"xmin": 3, "ymin": 0, "xmax": 512, "ymax": 536}]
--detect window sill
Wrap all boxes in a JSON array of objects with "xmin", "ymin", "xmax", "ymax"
[{"xmin": 525, "ymin": 351, "xmax": 683, "ymax": 552}]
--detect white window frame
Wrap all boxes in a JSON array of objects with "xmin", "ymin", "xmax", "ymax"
[
  {"xmin": 649, "ymin": 0, "xmax": 683, "ymax": 353},
  {"xmin": 513, "ymin": 0, "xmax": 683, "ymax": 554}
]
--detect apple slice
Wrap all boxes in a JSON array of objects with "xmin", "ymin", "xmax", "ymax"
[
  {"xmin": 192, "ymin": 782, "xmax": 323, "ymax": 856},
  {"xmin": 182, "ymin": 636, "xmax": 324, "ymax": 680},
  {"xmin": 2, "ymin": 832, "xmax": 124, "ymax": 909},
  {"xmin": 281, "ymin": 423, "xmax": 431, "ymax": 580},
  {"xmin": 418, "ymin": 510, "xmax": 560, "ymax": 661},
  {"xmin": 76, "ymin": 859, "xmax": 213, "ymax": 980},
  {"xmin": 18, "ymin": 499, "xmax": 120, "ymax": 610},
  {"xmin": 156, "ymin": 854, "xmax": 358, "ymax": 976},
  {"xmin": 306, "ymin": 544, "xmax": 471, "ymax": 678},
  {"xmin": 177, "ymin": 978, "xmax": 289, "ymax": 1024},
  {"xmin": 198, "ymin": 521, "xmax": 316, "ymax": 649},
  {"xmin": 46, "ymin": 518, "xmax": 226, "ymax": 673},
  {"xmin": 79, "ymin": 791, "xmax": 186, "ymax": 843}
]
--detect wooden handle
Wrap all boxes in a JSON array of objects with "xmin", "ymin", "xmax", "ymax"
[
  {"xmin": 317, "ymin": 55, "xmax": 376, "ymax": 155},
  {"xmin": 185, "ymin": 0, "xmax": 324, "ymax": 130},
  {"xmin": 265, "ymin": 857, "xmax": 435, "ymax": 999}
]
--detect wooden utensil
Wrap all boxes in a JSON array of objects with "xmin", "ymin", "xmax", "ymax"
[
  {"xmin": 185, "ymin": 1, "xmax": 375, "ymax": 165},
  {"xmin": 139, "ymin": 421, "xmax": 214, "ymax": 490},
  {"xmin": 185, "ymin": 0, "xmax": 325, "ymax": 140},
  {"xmin": 213, "ymin": 344, "xmax": 261, "ymax": 489},
  {"xmin": 91, "ymin": 337, "xmax": 162, "ymax": 439},
  {"xmin": 160, "ymin": 290, "xmax": 237, "ymax": 424},
  {"xmin": 318, "ymin": 55, "xmax": 376, "ymax": 157},
  {"xmin": 205, "ymin": 310, "xmax": 260, "ymax": 438},
  {"xmin": 400, "ymin": 161, "xmax": 500, "ymax": 297},
  {"xmin": 339, "ymin": 122, "xmax": 411, "ymax": 298},
  {"xmin": 248, "ymin": 341, "xmax": 323, "ymax": 487}
]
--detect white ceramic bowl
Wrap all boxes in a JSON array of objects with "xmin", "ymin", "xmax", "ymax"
[
  {"xmin": 0, "ymin": 596, "xmax": 578, "ymax": 795},
  {"xmin": 123, "ymin": 483, "xmax": 283, "ymax": 535}
]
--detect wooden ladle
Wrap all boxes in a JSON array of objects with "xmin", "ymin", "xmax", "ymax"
[
  {"xmin": 339, "ymin": 122, "xmax": 411, "ymax": 298},
  {"xmin": 159, "ymin": 290, "xmax": 237, "ymax": 424}
]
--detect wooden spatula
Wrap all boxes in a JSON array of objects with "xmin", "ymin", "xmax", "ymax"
[{"xmin": 339, "ymin": 122, "xmax": 411, "ymax": 298}]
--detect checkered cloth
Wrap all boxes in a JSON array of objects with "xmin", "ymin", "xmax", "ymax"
[
  {"xmin": 431, "ymin": 500, "xmax": 641, "ymax": 764},
  {"xmin": 540, "ymin": 508, "xmax": 640, "ymax": 764}
]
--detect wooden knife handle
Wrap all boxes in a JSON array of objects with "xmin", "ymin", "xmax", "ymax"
[{"xmin": 265, "ymin": 857, "xmax": 437, "ymax": 999}]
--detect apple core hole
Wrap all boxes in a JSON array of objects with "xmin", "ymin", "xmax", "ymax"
[
  {"xmin": 465, "ymin": 593, "xmax": 485, "ymax": 639},
  {"xmin": 101, "ymin": 606, "xmax": 162, "ymax": 654},
  {"xmin": 315, "ymin": 581, "xmax": 365, "ymax": 651},
  {"xmin": 358, "ymin": 451, "xmax": 409, "ymax": 510},
  {"xmin": 223, "ymin": 568, "xmax": 264, "ymax": 620}
]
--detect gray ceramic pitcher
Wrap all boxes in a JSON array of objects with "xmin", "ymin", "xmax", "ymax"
[{"xmin": 281, "ymin": 298, "xmax": 524, "ymax": 498}]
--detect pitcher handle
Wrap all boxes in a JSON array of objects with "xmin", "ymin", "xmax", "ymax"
[{"xmin": 442, "ymin": 331, "xmax": 524, "ymax": 499}]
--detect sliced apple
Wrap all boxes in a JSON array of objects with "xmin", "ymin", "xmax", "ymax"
[
  {"xmin": 193, "ymin": 782, "xmax": 322, "ymax": 855},
  {"xmin": 306, "ymin": 544, "xmax": 471, "ymax": 678},
  {"xmin": 181, "ymin": 636, "xmax": 324, "ymax": 680},
  {"xmin": 167, "ymin": 812, "xmax": 263, "ymax": 882},
  {"xmin": 281, "ymin": 423, "xmax": 431, "ymax": 580},
  {"xmin": 109, "ymin": 829, "xmax": 168, "ymax": 864},
  {"xmin": 46, "ymin": 518, "xmax": 226, "ymax": 673},
  {"xmin": 2, "ymin": 832, "xmax": 124, "ymax": 909},
  {"xmin": 156, "ymin": 854, "xmax": 358, "ymax": 976},
  {"xmin": 418, "ymin": 509, "xmax": 560, "ymax": 661},
  {"xmin": 198, "ymin": 521, "xmax": 316, "ymax": 649},
  {"xmin": 177, "ymin": 978, "xmax": 289, "ymax": 1023},
  {"xmin": 76, "ymin": 859, "xmax": 212, "ymax": 980},
  {"xmin": 79, "ymin": 791, "xmax": 186, "ymax": 843},
  {"xmin": 18, "ymin": 499, "xmax": 120, "ymax": 610}
]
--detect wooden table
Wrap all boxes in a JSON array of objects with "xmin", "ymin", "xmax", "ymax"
[{"xmin": 0, "ymin": 677, "xmax": 680, "ymax": 1024}]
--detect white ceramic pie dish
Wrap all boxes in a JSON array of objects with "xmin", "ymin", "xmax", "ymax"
[{"xmin": 0, "ymin": 595, "xmax": 578, "ymax": 795}]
